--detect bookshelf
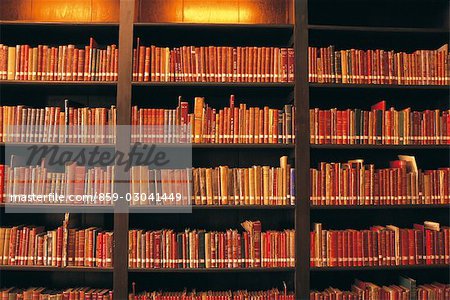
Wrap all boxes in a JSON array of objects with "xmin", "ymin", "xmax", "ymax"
[
  {"xmin": 0, "ymin": 0, "xmax": 449, "ymax": 299},
  {"xmin": 307, "ymin": 0, "xmax": 450, "ymax": 297}
]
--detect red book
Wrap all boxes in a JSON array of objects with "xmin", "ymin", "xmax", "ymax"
[
  {"xmin": 371, "ymin": 100, "xmax": 386, "ymax": 111},
  {"xmin": 288, "ymin": 48, "xmax": 295, "ymax": 82},
  {"xmin": 281, "ymin": 48, "xmax": 288, "ymax": 82}
]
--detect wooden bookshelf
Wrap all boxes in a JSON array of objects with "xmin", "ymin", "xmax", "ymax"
[
  {"xmin": 307, "ymin": 0, "xmax": 450, "ymax": 296},
  {"xmin": 1, "ymin": 0, "xmax": 449, "ymax": 299}
]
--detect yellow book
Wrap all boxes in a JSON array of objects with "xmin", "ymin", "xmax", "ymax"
[{"xmin": 7, "ymin": 47, "xmax": 15, "ymax": 80}]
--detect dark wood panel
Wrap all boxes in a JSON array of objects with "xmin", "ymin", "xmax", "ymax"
[
  {"xmin": 138, "ymin": 0, "xmax": 183, "ymax": 23},
  {"xmin": 92, "ymin": 0, "xmax": 119, "ymax": 22},
  {"xmin": 0, "ymin": 0, "xmax": 32, "ymax": 20},
  {"xmin": 239, "ymin": 0, "xmax": 288, "ymax": 24},
  {"xmin": 0, "ymin": 0, "xmax": 119, "ymax": 22},
  {"xmin": 294, "ymin": 0, "xmax": 309, "ymax": 299}
]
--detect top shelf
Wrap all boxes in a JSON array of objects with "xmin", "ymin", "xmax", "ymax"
[
  {"xmin": 133, "ymin": 22, "xmax": 293, "ymax": 47},
  {"xmin": 0, "ymin": 21, "xmax": 119, "ymax": 27},
  {"xmin": 134, "ymin": 22, "xmax": 293, "ymax": 30},
  {"xmin": 308, "ymin": 25, "xmax": 449, "ymax": 34}
]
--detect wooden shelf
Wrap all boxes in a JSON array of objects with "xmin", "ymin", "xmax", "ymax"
[
  {"xmin": 311, "ymin": 264, "xmax": 450, "ymax": 271},
  {"xmin": 0, "ymin": 265, "xmax": 113, "ymax": 272},
  {"xmin": 0, "ymin": 21, "xmax": 119, "ymax": 27},
  {"xmin": 309, "ymin": 83, "xmax": 449, "ymax": 90},
  {"xmin": 132, "ymin": 143, "xmax": 295, "ymax": 149},
  {"xmin": 311, "ymin": 144, "xmax": 450, "ymax": 150},
  {"xmin": 132, "ymin": 82, "xmax": 295, "ymax": 88},
  {"xmin": 129, "ymin": 267, "xmax": 294, "ymax": 273},
  {"xmin": 0, "ymin": 80, "xmax": 117, "ymax": 86},
  {"xmin": 0, "ymin": 142, "xmax": 115, "ymax": 148},
  {"xmin": 311, "ymin": 204, "xmax": 450, "ymax": 210},
  {"xmin": 308, "ymin": 25, "xmax": 450, "ymax": 33},
  {"xmin": 129, "ymin": 205, "xmax": 295, "ymax": 211},
  {"xmin": 135, "ymin": 22, "xmax": 293, "ymax": 30}
]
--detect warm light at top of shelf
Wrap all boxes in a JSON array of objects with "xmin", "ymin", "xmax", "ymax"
[
  {"xmin": 32, "ymin": 0, "xmax": 91, "ymax": 21},
  {"xmin": 183, "ymin": 5, "xmax": 244, "ymax": 23}
]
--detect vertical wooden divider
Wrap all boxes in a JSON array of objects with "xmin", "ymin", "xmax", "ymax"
[
  {"xmin": 294, "ymin": 0, "xmax": 309, "ymax": 299},
  {"xmin": 114, "ymin": 0, "xmax": 134, "ymax": 298}
]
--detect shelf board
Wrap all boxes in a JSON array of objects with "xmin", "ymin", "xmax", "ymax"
[
  {"xmin": 132, "ymin": 82, "xmax": 295, "ymax": 88},
  {"xmin": 311, "ymin": 264, "xmax": 450, "ymax": 271},
  {"xmin": 132, "ymin": 143, "xmax": 294, "ymax": 149},
  {"xmin": 309, "ymin": 83, "xmax": 449, "ymax": 90},
  {"xmin": 311, "ymin": 144, "xmax": 450, "ymax": 150},
  {"xmin": 0, "ymin": 265, "xmax": 113, "ymax": 272},
  {"xmin": 308, "ymin": 25, "xmax": 449, "ymax": 34},
  {"xmin": 0, "ymin": 21, "xmax": 119, "ymax": 27},
  {"xmin": 134, "ymin": 22, "xmax": 294, "ymax": 30},
  {"xmin": 0, "ymin": 80, "xmax": 117, "ymax": 86},
  {"xmin": 311, "ymin": 204, "xmax": 450, "ymax": 210},
  {"xmin": 129, "ymin": 205, "xmax": 295, "ymax": 211},
  {"xmin": 1, "ymin": 142, "xmax": 293, "ymax": 149},
  {"xmin": 0, "ymin": 204, "xmax": 293, "ymax": 210},
  {"xmin": 129, "ymin": 267, "xmax": 294, "ymax": 273},
  {"xmin": 0, "ymin": 142, "xmax": 115, "ymax": 148}
]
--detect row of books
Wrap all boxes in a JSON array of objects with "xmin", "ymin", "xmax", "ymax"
[
  {"xmin": 311, "ymin": 278, "xmax": 449, "ymax": 300},
  {"xmin": 130, "ymin": 157, "xmax": 294, "ymax": 206},
  {"xmin": 128, "ymin": 221, "xmax": 295, "ymax": 269},
  {"xmin": 0, "ymin": 158, "xmax": 294, "ymax": 206},
  {"xmin": 310, "ymin": 156, "xmax": 450, "ymax": 206},
  {"xmin": 131, "ymin": 97, "xmax": 295, "ymax": 144},
  {"xmin": 132, "ymin": 42, "xmax": 295, "ymax": 82},
  {"xmin": 311, "ymin": 221, "xmax": 449, "ymax": 267},
  {"xmin": 0, "ymin": 288, "xmax": 113, "ymax": 300},
  {"xmin": 310, "ymin": 102, "xmax": 450, "ymax": 145},
  {"xmin": 308, "ymin": 44, "xmax": 449, "ymax": 85},
  {"xmin": 0, "ymin": 40, "xmax": 119, "ymax": 81},
  {"xmin": 0, "ymin": 103, "xmax": 117, "ymax": 143},
  {"xmin": 130, "ymin": 289, "xmax": 294, "ymax": 300},
  {"xmin": 1, "ymin": 162, "xmax": 115, "ymax": 204},
  {"xmin": 0, "ymin": 215, "xmax": 113, "ymax": 267}
]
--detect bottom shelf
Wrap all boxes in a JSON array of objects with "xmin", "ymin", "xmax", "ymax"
[
  {"xmin": 0, "ymin": 265, "xmax": 113, "ymax": 272},
  {"xmin": 311, "ymin": 264, "xmax": 450, "ymax": 271}
]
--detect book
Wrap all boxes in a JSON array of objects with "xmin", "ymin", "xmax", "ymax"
[
  {"xmin": 131, "ymin": 96, "xmax": 295, "ymax": 144},
  {"xmin": 308, "ymin": 44, "xmax": 449, "ymax": 85},
  {"xmin": 399, "ymin": 276, "xmax": 417, "ymax": 300},
  {"xmin": 310, "ymin": 157, "xmax": 449, "ymax": 206},
  {"xmin": 310, "ymin": 104, "xmax": 450, "ymax": 145},
  {"xmin": 310, "ymin": 221, "xmax": 449, "ymax": 267},
  {"xmin": 0, "ymin": 219, "xmax": 113, "ymax": 268},
  {"xmin": 0, "ymin": 288, "xmax": 113, "ymax": 299},
  {"xmin": 132, "ymin": 44, "xmax": 295, "ymax": 82},
  {"xmin": 128, "ymin": 220, "xmax": 294, "ymax": 269},
  {"xmin": 129, "ymin": 288, "xmax": 294, "ymax": 300},
  {"xmin": 129, "ymin": 156, "xmax": 294, "ymax": 206},
  {"xmin": 0, "ymin": 104, "xmax": 117, "ymax": 143},
  {"xmin": 3, "ymin": 161, "xmax": 115, "ymax": 205},
  {"xmin": 0, "ymin": 39, "xmax": 118, "ymax": 81},
  {"xmin": 311, "ymin": 279, "xmax": 449, "ymax": 300}
]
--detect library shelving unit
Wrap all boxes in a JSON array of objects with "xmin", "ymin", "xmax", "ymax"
[
  {"xmin": 1, "ymin": 0, "xmax": 449, "ymax": 299},
  {"xmin": 0, "ymin": 0, "xmax": 120, "ymax": 294},
  {"xmin": 307, "ymin": 0, "xmax": 450, "ymax": 295}
]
